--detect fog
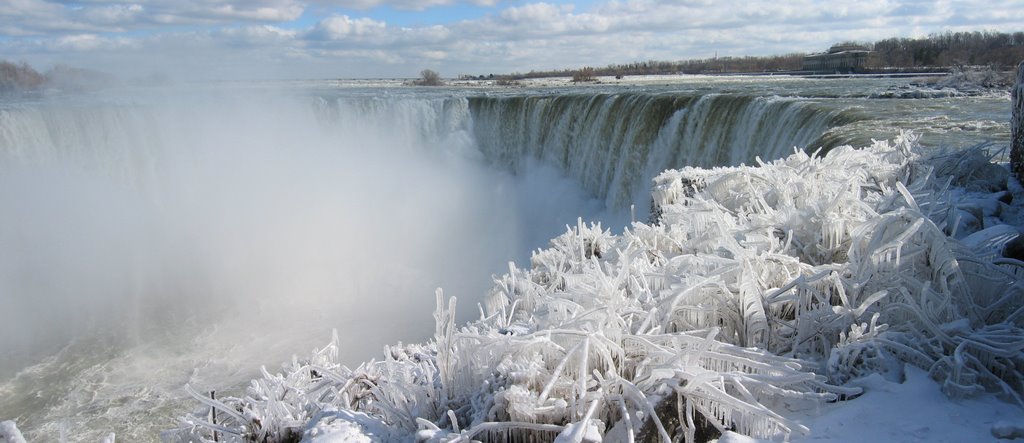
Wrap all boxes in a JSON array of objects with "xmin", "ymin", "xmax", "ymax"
[{"xmin": 0, "ymin": 87, "xmax": 622, "ymax": 439}]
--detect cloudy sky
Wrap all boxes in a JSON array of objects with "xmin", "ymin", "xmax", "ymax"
[{"xmin": 1, "ymin": 0, "xmax": 1021, "ymax": 80}]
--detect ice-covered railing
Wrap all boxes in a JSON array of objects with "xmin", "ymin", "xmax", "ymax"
[{"xmin": 168, "ymin": 133, "xmax": 1024, "ymax": 443}]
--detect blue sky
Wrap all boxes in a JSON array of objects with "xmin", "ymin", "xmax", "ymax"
[{"xmin": 0, "ymin": 0, "xmax": 1021, "ymax": 80}]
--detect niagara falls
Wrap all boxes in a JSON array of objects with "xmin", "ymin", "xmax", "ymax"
[{"xmin": 2, "ymin": 2, "xmax": 1024, "ymax": 443}]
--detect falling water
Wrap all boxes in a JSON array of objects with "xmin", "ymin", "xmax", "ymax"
[{"xmin": 469, "ymin": 92, "xmax": 856, "ymax": 209}]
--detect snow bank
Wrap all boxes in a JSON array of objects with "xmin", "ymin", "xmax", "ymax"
[
  {"xmin": 167, "ymin": 133, "xmax": 1024, "ymax": 443},
  {"xmin": 0, "ymin": 421, "xmax": 26, "ymax": 443},
  {"xmin": 790, "ymin": 366, "xmax": 1024, "ymax": 443},
  {"xmin": 870, "ymin": 67, "xmax": 1013, "ymax": 99}
]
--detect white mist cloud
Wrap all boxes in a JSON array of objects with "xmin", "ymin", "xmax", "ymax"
[{"xmin": 0, "ymin": 87, "xmax": 622, "ymax": 385}]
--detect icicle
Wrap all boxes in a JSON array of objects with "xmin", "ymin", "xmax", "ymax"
[
  {"xmin": 448, "ymin": 410, "xmax": 461, "ymax": 433},
  {"xmin": 539, "ymin": 340, "xmax": 587, "ymax": 404},
  {"xmin": 578, "ymin": 337, "xmax": 590, "ymax": 408},
  {"xmin": 616, "ymin": 397, "xmax": 635, "ymax": 443}
]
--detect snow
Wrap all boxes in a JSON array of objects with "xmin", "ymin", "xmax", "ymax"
[
  {"xmin": 993, "ymin": 422, "xmax": 1024, "ymax": 440},
  {"xmin": 553, "ymin": 419, "xmax": 603, "ymax": 443},
  {"xmin": 790, "ymin": 367, "xmax": 1022, "ymax": 443},
  {"xmin": 302, "ymin": 413, "xmax": 374, "ymax": 443},
  {"xmin": 0, "ymin": 421, "xmax": 26, "ymax": 443},
  {"xmin": 156, "ymin": 130, "xmax": 1024, "ymax": 443}
]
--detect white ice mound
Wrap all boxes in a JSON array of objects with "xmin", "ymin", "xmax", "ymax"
[
  {"xmin": 0, "ymin": 421, "xmax": 27, "ymax": 443},
  {"xmin": 170, "ymin": 132, "xmax": 1024, "ymax": 443}
]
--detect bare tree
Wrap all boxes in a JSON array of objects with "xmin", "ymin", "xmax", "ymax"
[
  {"xmin": 415, "ymin": 69, "xmax": 443, "ymax": 86},
  {"xmin": 571, "ymin": 67, "xmax": 596, "ymax": 83}
]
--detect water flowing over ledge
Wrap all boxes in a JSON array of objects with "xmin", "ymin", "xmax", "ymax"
[
  {"xmin": 469, "ymin": 93, "xmax": 853, "ymax": 209},
  {"xmin": 1, "ymin": 90, "xmax": 859, "ymax": 213},
  {"xmin": 167, "ymin": 133, "xmax": 1024, "ymax": 443}
]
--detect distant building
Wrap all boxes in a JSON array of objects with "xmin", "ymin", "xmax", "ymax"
[{"xmin": 803, "ymin": 44, "xmax": 872, "ymax": 73}]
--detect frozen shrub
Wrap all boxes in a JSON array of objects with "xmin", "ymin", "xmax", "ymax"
[{"xmin": 173, "ymin": 132, "xmax": 1024, "ymax": 442}]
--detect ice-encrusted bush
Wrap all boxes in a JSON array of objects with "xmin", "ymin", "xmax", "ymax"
[{"xmin": 170, "ymin": 132, "xmax": 1024, "ymax": 443}]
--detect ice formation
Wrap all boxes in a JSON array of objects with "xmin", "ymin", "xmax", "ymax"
[
  {"xmin": 0, "ymin": 421, "xmax": 27, "ymax": 443},
  {"xmin": 166, "ymin": 132, "xmax": 1023, "ymax": 443}
]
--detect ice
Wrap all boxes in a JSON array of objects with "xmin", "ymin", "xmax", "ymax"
[
  {"xmin": 553, "ymin": 419, "xmax": 603, "ymax": 443},
  {"xmin": 992, "ymin": 421, "xmax": 1024, "ymax": 439},
  {"xmin": 168, "ymin": 131, "xmax": 1024, "ymax": 442},
  {"xmin": 0, "ymin": 421, "xmax": 26, "ymax": 443},
  {"xmin": 790, "ymin": 367, "xmax": 1021, "ymax": 443}
]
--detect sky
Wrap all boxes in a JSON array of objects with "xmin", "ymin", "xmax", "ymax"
[{"xmin": 0, "ymin": 0, "xmax": 1022, "ymax": 80}]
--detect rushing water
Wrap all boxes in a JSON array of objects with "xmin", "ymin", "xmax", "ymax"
[{"xmin": 0, "ymin": 76, "xmax": 1011, "ymax": 441}]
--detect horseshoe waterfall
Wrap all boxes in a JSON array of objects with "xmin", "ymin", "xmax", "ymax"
[{"xmin": 0, "ymin": 78, "xmax": 1018, "ymax": 443}]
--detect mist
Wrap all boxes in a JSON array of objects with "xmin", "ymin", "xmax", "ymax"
[{"xmin": 0, "ymin": 86, "xmax": 622, "ymax": 439}]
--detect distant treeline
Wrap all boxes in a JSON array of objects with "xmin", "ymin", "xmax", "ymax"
[
  {"xmin": 469, "ymin": 31, "xmax": 1024, "ymax": 80},
  {"xmin": 0, "ymin": 60, "xmax": 121, "ymax": 95},
  {"xmin": 869, "ymin": 31, "xmax": 1024, "ymax": 69}
]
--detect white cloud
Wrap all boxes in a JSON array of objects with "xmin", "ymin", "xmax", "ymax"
[
  {"xmin": 499, "ymin": 3, "xmax": 570, "ymax": 22},
  {"xmin": 1, "ymin": 0, "xmax": 1021, "ymax": 79},
  {"xmin": 309, "ymin": 15, "xmax": 388, "ymax": 40},
  {"xmin": 0, "ymin": 0, "xmax": 306, "ymax": 35},
  {"xmin": 207, "ymin": 3, "xmax": 304, "ymax": 22},
  {"xmin": 217, "ymin": 25, "xmax": 298, "ymax": 46},
  {"xmin": 312, "ymin": 0, "xmax": 503, "ymax": 11},
  {"xmin": 50, "ymin": 33, "xmax": 140, "ymax": 51},
  {"xmin": 81, "ymin": 4, "xmax": 144, "ymax": 26}
]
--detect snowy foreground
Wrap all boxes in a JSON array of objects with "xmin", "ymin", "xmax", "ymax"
[
  {"xmin": 154, "ymin": 133, "xmax": 1024, "ymax": 443},
  {"xmin": 7, "ymin": 133, "xmax": 1018, "ymax": 443}
]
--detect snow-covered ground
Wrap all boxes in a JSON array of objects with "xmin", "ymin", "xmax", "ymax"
[
  {"xmin": 154, "ymin": 131, "xmax": 1024, "ymax": 443},
  {"xmin": 784, "ymin": 366, "xmax": 1022, "ymax": 443},
  {"xmin": 716, "ymin": 365, "xmax": 1023, "ymax": 443}
]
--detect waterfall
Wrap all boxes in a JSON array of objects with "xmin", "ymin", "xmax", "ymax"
[
  {"xmin": 1, "ymin": 91, "xmax": 856, "ymax": 212},
  {"xmin": 0, "ymin": 83, "xmax": 989, "ymax": 442},
  {"xmin": 469, "ymin": 92, "xmax": 856, "ymax": 209},
  {"xmin": 0, "ymin": 92, "xmax": 525, "ymax": 383},
  {"xmin": 0, "ymin": 90, "xmax": 855, "ymax": 375}
]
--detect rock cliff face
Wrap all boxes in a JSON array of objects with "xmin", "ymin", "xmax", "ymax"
[{"xmin": 1012, "ymin": 61, "xmax": 1024, "ymax": 180}]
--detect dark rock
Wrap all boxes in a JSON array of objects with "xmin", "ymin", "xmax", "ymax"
[{"xmin": 1002, "ymin": 233, "xmax": 1024, "ymax": 261}]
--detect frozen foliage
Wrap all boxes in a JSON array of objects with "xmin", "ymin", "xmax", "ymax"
[
  {"xmin": 170, "ymin": 133, "xmax": 1024, "ymax": 443},
  {"xmin": 0, "ymin": 421, "xmax": 27, "ymax": 443}
]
